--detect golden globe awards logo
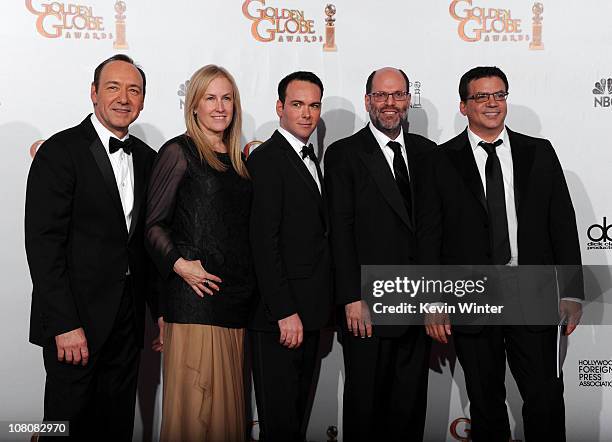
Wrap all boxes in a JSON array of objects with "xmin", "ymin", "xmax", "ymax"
[
  {"xmin": 29, "ymin": 140, "xmax": 46, "ymax": 159},
  {"xmin": 244, "ymin": 140, "xmax": 263, "ymax": 157},
  {"xmin": 449, "ymin": 0, "xmax": 544, "ymax": 49},
  {"xmin": 449, "ymin": 417, "xmax": 471, "ymax": 441},
  {"xmin": 26, "ymin": 0, "xmax": 129, "ymax": 45},
  {"xmin": 242, "ymin": 0, "xmax": 336, "ymax": 48},
  {"xmin": 450, "ymin": 417, "xmax": 522, "ymax": 441}
]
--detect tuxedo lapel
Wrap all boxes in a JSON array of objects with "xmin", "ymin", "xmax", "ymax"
[
  {"xmin": 272, "ymin": 131, "xmax": 327, "ymax": 227},
  {"xmin": 274, "ymin": 131, "xmax": 322, "ymax": 202},
  {"xmin": 83, "ymin": 119, "xmax": 128, "ymax": 235},
  {"xmin": 446, "ymin": 130, "xmax": 487, "ymax": 215},
  {"xmin": 404, "ymin": 133, "xmax": 417, "ymax": 225},
  {"xmin": 508, "ymin": 128, "xmax": 535, "ymax": 215},
  {"xmin": 128, "ymin": 145, "xmax": 146, "ymax": 240},
  {"xmin": 357, "ymin": 128, "xmax": 412, "ymax": 230}
]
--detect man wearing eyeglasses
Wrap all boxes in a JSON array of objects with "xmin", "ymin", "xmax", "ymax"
[
  {"xmin": 419, "ymin": 66, "xmax": 583, "ymax": 441},
  {"xmin": 325, "ymin": 67, "xmax": 435, "ymax": 441}
]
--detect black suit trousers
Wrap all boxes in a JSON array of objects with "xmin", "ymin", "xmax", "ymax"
[
  {"xmin": 454, "ymin": 325, "xmax": 565, "ymax": 442},
  {"xmin": 41, "ymin": 279, "xmax": 140, "ymax": 441},
  {"xmin": 341, "ymin": 326, "xmax": 430, "ymax": 442},
  {"xmin": 250, "ymin": 330, "xmax": 320, "ymax": 442}
]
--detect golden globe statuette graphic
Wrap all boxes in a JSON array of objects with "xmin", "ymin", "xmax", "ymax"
[
  {"xmin": 323, "ymin": 4, "xmax": 337, "ymax": 52},
  {"xmin": 113, "ymin": 0, "xmax": 128, "ymax": 49},
  {"xmin": 326, "ymin": 425, "xmax": 338, "ymax": 441},
  {"xmin": 529, "ymin": 2, "xmax": 544, "ymax": 50},
  {"xmin": 411, "ymin": 81, "xmax": 422, "ymax": 109}
]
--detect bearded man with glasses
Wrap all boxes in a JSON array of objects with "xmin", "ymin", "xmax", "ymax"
[
  {"xmin": 418, "ymin": 66, "xmax": 583, "ymax": 441},
  {"xmin": 324, "ymin": 67, "xmax": 436, "ymax": 441}
]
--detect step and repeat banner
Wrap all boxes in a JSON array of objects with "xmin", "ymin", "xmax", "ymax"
[{"xmin": 1, "ymin": 1, "xmax": 611, "ymax": 440}]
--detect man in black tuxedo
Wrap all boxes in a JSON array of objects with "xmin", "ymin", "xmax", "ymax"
[
  {"xmin": 420, "ymin": 66, "xmax": 583, "ymax": 441},
  {"xmin": 324, "ymin": 67, "xmax": 435, "ymax": 441},
  {"xmin": 25, "ymin": 54, "xmax": 160, "ymax": 440},
  {"xmin": 248, "ymin": 71, "xmax": 333, "ymax": 441}
]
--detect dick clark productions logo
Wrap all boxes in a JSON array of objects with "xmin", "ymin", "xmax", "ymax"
[{"xmin": 587, "ymin": 217, "xmax": 612, "ymax": 250}]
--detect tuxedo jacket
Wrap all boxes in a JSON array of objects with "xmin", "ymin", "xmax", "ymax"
[
  {"xmin": 247, "ymin": 130, "xmax": 333, "ymax": 332},
  {"xmin": 26, "ymin": 115, "xmax": 159, "ymax": 352},
  {"xmin": 324, "ymin": 125, "xmax": 436, "ymax": 337},
  {"xmin": 417, "ymin": 128, "xmax": 583, "ymax": 329}
]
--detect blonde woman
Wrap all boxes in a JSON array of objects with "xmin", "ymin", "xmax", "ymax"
[{"xmin": 146, "ymin": 65, "xmax": 253, "ymax": 442}]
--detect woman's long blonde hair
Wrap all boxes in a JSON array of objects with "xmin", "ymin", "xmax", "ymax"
[{"xmin": 184, "ymin": 64, "xmax": 249, "ymax": 179}]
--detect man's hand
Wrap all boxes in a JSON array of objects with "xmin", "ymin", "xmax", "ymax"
[
  {"xmin": 278, "ymin": 313, "xmax": 303, "ymax": 349},
  {"xmin": 560, "ymin": 299, "xmax": 582, "ymax": 336},
  {"xmin": 152, "ymin": 317, "xmax": 165, "ymax": 352},
  {"xmin": 173, "ymin": 258, "xmax": 222, "ymax": 297},
  {"xmin": 55, "ymin": 327, "xmax": 88, "ymax": 366},
  {"xmin": 345, "ymin": 300, "xmax": 372, "ymax": 338},
  {"xmin": 425, "ymin": 312, "xmax": 451, "ymax": 344}
]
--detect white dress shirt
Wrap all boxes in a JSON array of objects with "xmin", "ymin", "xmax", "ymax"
[
  {"xmin": 90, "ymin": 114, "xmax": 134, "ymax": 232},
  {"xmin": 278, "ymin": 127, "xmax": 321, "ymax": 193},
  {"xmin": 467, "ymin": 126, "xmax": 580, "ymax": 304},
  {"xmin": 467, "ymin": 127, "xmax": 517, "ymax": 266},
  {"xmin": 368, "ymin": 122, "xmax": 410, "ymax": 180}
]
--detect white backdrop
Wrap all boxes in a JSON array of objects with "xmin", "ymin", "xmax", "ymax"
[{"xmin": 2, "ymin": 1, "xmax": 612, "ymax": 441}]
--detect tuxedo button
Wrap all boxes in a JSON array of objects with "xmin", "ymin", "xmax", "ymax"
[{"xmin": 324, "ymin": 231, "xmax": 329, "ymax": 238}]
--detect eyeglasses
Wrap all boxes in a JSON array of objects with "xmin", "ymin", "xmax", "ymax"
[
  {"xmin": 466, "ymin": 92, "xmax": 509, "ymax": 103},
  {"xmin": 368, "ymin": 91, "xmax": 410, "ymax": 102}
]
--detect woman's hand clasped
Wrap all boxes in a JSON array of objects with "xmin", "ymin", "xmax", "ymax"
[{"xmin": 173, "ymin": 257, "xmax": 222, "ymax": 297}]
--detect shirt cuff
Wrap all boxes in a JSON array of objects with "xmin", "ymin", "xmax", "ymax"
[{"xmin": 560, "ymin": 297, "xmax": 583, "ymax": 305}]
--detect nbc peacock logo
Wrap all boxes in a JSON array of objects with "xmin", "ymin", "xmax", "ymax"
[
  {"xmin": 177, "ymin": 80, "xmax": 191, "ymax": 110},
  {"xmin": 593, "ymin": 78, "xmax": 612, "ymax": 108}
]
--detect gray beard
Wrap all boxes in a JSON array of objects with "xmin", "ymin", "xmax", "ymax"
[{"xmin": 369, "ymin": 110, "xmax": 406, "ymax": 137}]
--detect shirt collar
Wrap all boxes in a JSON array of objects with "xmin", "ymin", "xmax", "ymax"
[
  {"xmin": 368, "ymin": 122, "xmax": 405, "ymax": 150},
  {"xmin": 277, "ymin": 126, "xmax": 311, "ymax": 157},
  {"xmin": 467, "ymin": 126, "xmax": 508, "ymax": 152},
  {"xmin": 90, "ymin": 113, "xmax": 130, "ymax": 153}
]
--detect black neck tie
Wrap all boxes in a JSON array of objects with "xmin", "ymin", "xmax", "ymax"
[
  {"xmin": 479, "ymin": 139, "xmax": 511, "ymax": 265},
  {"xmin": 387, "ymin": 141, "xmax": 412, "ymax": 216},
  {"xmin": 301, "ymin": 144, "xmax": 324, "ymax": 195},
  {"xmin": 109, "ymin": 136, "xmax": 133, "ymax": 155}
]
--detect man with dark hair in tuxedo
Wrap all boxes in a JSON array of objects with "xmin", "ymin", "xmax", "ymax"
[
  {"xmin": 248, "ymin": 71, "xmax": 333, "ymax": 441},
  {"xmin": 25, "ymin": 54, "xmax": 160, "ymax": 440},
  {"xmin": 420, "ymin": 66, "xmax": 583, "ymax": 442},
  {"xmin": 325, "ymin": 67, "xmax": 435, "ymax": 441}
]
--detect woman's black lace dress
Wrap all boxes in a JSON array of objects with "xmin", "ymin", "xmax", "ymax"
[{"xmin": 145, "ymin": 134, "xmax": 254, "ymax": 327}]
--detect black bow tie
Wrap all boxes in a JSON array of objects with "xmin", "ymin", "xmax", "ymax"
[
  {"xmin": 301, "ymin": 144, "xmax": 317, "ymax": 162},
  {"xmin": 478, "ymin": 139, "xmax": 503, "ymax": 154},
  {"xmin": 109, "ymin": 136, "xmax": 133, "ymax": 155}
]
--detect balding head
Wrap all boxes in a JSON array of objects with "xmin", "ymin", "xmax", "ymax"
[
  {"xmin": 364, "ymin": 67, "xmax": 411, "ymax": 139},
  {"xmin": 365, "ymin": 67, "xmax": 409, "ymax": 95}
]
